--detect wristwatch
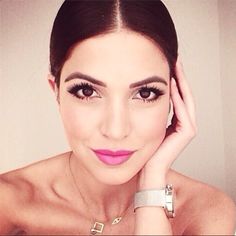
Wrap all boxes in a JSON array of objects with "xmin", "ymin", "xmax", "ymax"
[{"xmin": 134, "ymin": 184, "xmax": 175, "ymax": 218}]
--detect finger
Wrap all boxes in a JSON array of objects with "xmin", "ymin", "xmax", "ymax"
[
  {"xmin": 170, "ymin": 78, "xmax": 193, "ymax": 133},
  {"xmin": 175, "ymin": 58, "xmax": 197, "ymax": 129},
  {"xmin": 150, "ymin": 79, "xmax": 196, "ymax": 170}
]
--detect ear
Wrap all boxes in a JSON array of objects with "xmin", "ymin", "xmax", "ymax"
[
  {"xmin": 48, "ymin": 74, "xmax": 56, "ymax": 91},
  {"xmin": 47, "ymin": 74, "xmax": 60, "ymax": 103}
]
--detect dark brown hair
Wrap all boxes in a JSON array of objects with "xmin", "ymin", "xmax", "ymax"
[{"xmin": 50, "ymin": 0, "xmax": 178, "ymax": 88}]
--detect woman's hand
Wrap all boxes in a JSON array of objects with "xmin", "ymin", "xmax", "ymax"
[{"xmin": 138, "ymin": 57, "xmax": 197, "ymax": 189}]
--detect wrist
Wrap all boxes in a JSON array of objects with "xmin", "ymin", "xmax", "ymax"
[
  {"xmin": 137, "ymin": 171, "xmax": 166, "ymax": 191},
  {"xmin": 137, "ymin": 169, "xmax": 167, "ymax": 191},
  {"xmin": 134, "ymin": 184, "xmax": 175, "ymax": 218}
]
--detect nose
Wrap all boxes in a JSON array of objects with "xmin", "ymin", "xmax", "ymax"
[{"xmin": 100, "ymin": 100, "xmax": 131, "ymax": 140}]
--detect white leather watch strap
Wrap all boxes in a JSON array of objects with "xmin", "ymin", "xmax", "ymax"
[{"xmin": 134, "ymin": 188, "xmax": 166, "ymax": 212}]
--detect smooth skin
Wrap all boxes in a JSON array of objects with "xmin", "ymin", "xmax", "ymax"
[{"xmin": 0, "ymin": 31, "xmax": 235, "ymax": 235}]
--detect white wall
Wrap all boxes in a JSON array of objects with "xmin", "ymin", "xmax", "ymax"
[
  {"xmin": 0, "ymin": 0, "xmax": 67, "ymax": 169},
  {"xmin": 0, "ymin": 0, "xmax": 235, "ymax": 201},
  {"xmin": 218, "ymin": 0, "xmax": 236, "ymax": 201}
]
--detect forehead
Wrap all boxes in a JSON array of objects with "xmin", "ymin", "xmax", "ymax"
[{"xmin": 61, "ymin": 30, "xmax": 169, "ymax": 85}]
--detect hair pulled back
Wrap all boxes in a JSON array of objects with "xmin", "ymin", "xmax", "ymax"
[{"xmin": 50, "ymin": 0, "xmax": 178, "ymax": 88}]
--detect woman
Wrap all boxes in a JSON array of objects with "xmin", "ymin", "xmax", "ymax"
[{"xmin": 0, "ymin": 0, "xmax": 235, "ymax": 235}]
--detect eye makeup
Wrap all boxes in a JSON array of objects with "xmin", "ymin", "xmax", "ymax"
[
  {"xmin": 135, "ymin": 84, "xmax": 165, "ymax": 103},
  {"xmin": 67, "ymin": 82, "xmax": 100, "ymax": 100},
  {"xmin": 67, "ymin": 82, "xmax": 165, "ymax": 103}
]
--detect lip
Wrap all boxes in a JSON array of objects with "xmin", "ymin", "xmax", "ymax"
[
  {"xmin": 92, "ymin": 149, "xmax": 135, "ymax": 156},
  {"xmin": 92, "ymin": 149, "xmax": 136, "ymax": 165}
]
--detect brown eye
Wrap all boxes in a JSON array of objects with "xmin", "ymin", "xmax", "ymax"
[
  {"xmin": 134, "ymin": 86, "xmax": 165, "ymax": 103},
  {"xmin": 67, "ymin": 82, "xmax": 100, "ymax": 100},
  {"xmin": 82, "ymin": 87, "xmax": 93, "ymax": 96},
  {"xmin": 139, "ymin": 88, "xmax": 151, "ymax": 99}
]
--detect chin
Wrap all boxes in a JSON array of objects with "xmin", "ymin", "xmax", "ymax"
[{"xmin": 94, "ymin": 163, "xmax": 140, "ymax": 186}]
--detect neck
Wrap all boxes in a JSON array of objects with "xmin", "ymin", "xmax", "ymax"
[{"xmin": 69, "ymin": 151, "xmax": 138, "ymax": 222}]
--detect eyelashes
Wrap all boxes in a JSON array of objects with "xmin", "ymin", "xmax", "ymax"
[
  {"xmin": 67, "ymin": 82, "xmax": 165, "ymax": 103},
  {"xmin": 67, "ymin": 82, "xmax": 100, "ymax": 101},
  {"xmin": 136, "ymin": 85, "xmax": 165, "ymax": 103}
]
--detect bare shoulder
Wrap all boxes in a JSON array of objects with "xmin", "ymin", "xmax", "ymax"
[
  {"xmin": 0, "ymin": 171, "xmax": 34, "ymax": 234},
  {"xmin": 0, "ymin": 151, "xmax": 70, "ymax": 191},
  {"xmin": 184, "ymin": 182, "xmax": 236, "ymax": 235},
  {"xmin": 0, "ymin": 152, "xmax": 69, "ymax": 234},
  {"xmin": 168, "ymin": 169, "xmax": 236, "ymax": 235},
  {"xmin": 0, "ymin": 152, "xmax": 68, "ymax": 188}
]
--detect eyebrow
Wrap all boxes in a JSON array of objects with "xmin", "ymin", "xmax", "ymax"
[{"xmin": 64, "ymin": 71, "xmax": 168, "ymax": 88}]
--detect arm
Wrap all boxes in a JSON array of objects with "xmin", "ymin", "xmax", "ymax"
[{"xmin": 134, "ymin": 58, "xmax": 197, "ymax": 235}]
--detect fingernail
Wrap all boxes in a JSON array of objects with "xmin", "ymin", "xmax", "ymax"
[{"xmin": 172, "ymin": 79, "xmax": 176, "ymax": 85}]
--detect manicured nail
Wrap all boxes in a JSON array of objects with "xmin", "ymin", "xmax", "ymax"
[{"xmin": 172, "ymin": 79, "xmax": 177, "ymax": 85}]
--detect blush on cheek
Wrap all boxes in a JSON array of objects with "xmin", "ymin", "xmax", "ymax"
[
  {"xmin": 60, "ymin": 105, "xmax": 99, "ymax": 143},
  {"xmin": 145, "ymin": 118, "xmax": 166, "ymax": 145},
  {"xmin": 134, "ymin": 108, "xmax": 168, "ymax": 146},
  {"xmin": 133, "ymin": 109, "xmax": 168, "ymax": 165}
]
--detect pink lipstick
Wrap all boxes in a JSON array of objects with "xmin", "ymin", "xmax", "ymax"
[{"xmin": 92, "ymin": 149, "xmax": 135, "ymax": 165}]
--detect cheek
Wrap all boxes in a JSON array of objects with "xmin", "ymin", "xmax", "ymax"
[
  {"xmin": 133, "ymin": 104, "xmax": 169, "ymax": 144},
  {"xmin": 59, "ymin": 101, "xmax": 100, "ymax": 142},
  {"xmin": 131, "ymin": 104, "xmax": 169, "ymax": 164}
]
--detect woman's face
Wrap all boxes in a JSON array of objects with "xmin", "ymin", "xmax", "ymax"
[{"xmin": 56, "ymin": 30, "xmax": 170, "ymax": 185}]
